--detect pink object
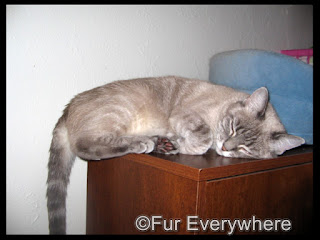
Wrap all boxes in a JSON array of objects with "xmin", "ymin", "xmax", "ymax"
[{"xmin": 281, "ymin": 49, "xmax": 313, "ymax": 64}]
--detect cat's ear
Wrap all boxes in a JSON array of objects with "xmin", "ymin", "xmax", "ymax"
[
  {"xmin": 243, "ymin": 87, "xmax": 269, "ymax": 117},
  {"xmin": 270, "ymin": 133, "xmax": 305, "ymax": 155}
]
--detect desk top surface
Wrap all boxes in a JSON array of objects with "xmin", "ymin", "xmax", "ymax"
[{"xmin": 120, "ymin": 145, "xmax": 313, "ymax": 181}]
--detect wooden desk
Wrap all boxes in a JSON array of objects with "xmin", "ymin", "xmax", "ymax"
[{"xmin": 86, "ymin": 145, "xmax": 313, "ymax": 235}]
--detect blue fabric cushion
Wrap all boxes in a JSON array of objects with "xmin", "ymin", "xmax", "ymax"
[{"xmin": 209, "ymin": 49, "xmax": 313, "ymax": 144}]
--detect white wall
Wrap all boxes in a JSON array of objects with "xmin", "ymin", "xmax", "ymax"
[{"xmin": 6, "ymin": 5, "xmax": 313, "ymax": 234}]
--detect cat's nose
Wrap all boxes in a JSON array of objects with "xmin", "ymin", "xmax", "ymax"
[{"xmin": 222, "ymin": 145, "xmax": 227, "ymax": 151}]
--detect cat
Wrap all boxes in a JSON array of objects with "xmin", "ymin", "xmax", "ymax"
[{"xmin": 47, "ymin": 76, "xmax": 305, "ymax": 234}]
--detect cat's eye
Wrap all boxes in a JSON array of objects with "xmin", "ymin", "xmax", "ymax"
[{"xmin": 238, "ymin": 145, "xmax": 251, "ymax": 155}]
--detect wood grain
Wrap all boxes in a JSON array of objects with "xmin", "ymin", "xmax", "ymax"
[
  {"xmin": 197, "ymin": 163, "xmax": 313, "ymax": 234},
  {"xmin": 87, "ymin": 145, "xmax": 313, "ymax": 235},
  {"xmin": 87, "ymin": 157, "xmax": 198, "ymax": 234}
]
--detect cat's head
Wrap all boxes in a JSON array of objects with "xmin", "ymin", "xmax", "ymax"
[{"xmin": 215, "ymin": 87, "xmax": 305, "ymax": 159}]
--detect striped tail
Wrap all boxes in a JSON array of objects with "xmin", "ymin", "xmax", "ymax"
[{"xmin": 47, "ymin": 117, "xmax": 75, "ymax": 234}]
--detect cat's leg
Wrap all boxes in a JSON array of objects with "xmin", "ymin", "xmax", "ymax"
[
  {"xmin": 168, "ymin": 111, "xmax": 213, "ymax": 155},
  {"xmin": 73, "ymin": 134, "xmax": 157, "ymax": 160}
]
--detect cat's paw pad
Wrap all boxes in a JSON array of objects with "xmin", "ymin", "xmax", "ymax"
[{"xmin": 153, "ymin": 137, "xmax": 179, "ymax": 154}]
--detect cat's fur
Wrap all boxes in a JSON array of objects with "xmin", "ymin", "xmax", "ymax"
[{"xmin": 47, "ymin": 76, "xmax": 304, "ymax": 234}]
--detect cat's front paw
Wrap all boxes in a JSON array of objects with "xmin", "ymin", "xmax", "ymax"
[{"xmin": 152, "ymin": 136, "xmax": 179, "ymax": 154}]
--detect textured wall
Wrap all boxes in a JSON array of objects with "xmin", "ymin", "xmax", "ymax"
[{"xmin": 7, "ymin": 5, "xmax": 312, "ymax": 234}]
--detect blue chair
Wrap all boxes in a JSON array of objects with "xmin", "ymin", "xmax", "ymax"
[{"xmin": 209, "ymin": 49, "xmax": 313, "ymax": 144}]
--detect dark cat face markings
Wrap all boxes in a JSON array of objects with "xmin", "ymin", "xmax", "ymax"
[
  {"xmin": 216, "ymin": 115, "xmax": 264, "ymax": 158},
  {"xmin": 214, "ymin": 87, "xmax": 304, "ymax": 159}
]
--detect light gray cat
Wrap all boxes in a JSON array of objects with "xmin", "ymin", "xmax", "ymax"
[{"xmin": 47, "ymin": 76, "xmax": 304, "ymax": 234}]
